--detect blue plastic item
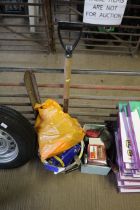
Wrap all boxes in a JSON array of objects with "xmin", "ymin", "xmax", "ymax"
[{"xmin": 50, "ymin": 144, "xmax": 81, "ymax": 167}]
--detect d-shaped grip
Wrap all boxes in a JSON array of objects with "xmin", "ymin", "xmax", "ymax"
[
  {"xmin": 58, "ymin": 21, "xmax": 83, "ymax": 31},
  {"xmin": 58, "ymin": 21, "xmax": 83, "ymax": 54}
]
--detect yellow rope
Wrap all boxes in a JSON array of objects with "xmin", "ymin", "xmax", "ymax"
[{"xmin": 54, "ymin": 156, "xmax": 65, "ymax": 167}]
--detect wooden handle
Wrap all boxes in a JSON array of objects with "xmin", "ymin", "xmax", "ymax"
[{"xmin": 63, "ymin": 57, "xmax": 72, "ymax": 113}]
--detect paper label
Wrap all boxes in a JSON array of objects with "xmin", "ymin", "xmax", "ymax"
[
  {"xmin": 0, "ymin": 122, "xmax": 8, "ymax": 129},
  {"xmin": 83, "ymin": 0, "xmax": 128, "ymax": 25},
  {"xmin": 89, "ymin": 144, "xmax": 106, "ymax": 161},
  {"xmin": 90, "ymin": 145, "xmax": 97, "ymax": 159}
]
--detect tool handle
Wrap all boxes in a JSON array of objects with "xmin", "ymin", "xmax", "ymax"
[
  {"xmin": 63, "ymin": 57, "xmax": 72, "ymax": 113},
  {"xmin": 58, "ymin": 21, "xmax": 83, "ymax": 54},
  {"xmin": 58, "ymin": 21, "xmax": 83, "ymax": 31}
]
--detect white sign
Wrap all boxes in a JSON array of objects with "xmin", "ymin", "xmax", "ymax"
[{"xmin": 83, "ymin": 0, "xmax": 128, "ymax": 26}]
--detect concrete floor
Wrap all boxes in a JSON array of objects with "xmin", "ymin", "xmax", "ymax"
[
  {"xmin": 0, "ymin": 159, "xmax": 140, "ymax": 210},
  {"xmin": 0, "ymin": 52, "xmax": 140, "ymax": 210}
]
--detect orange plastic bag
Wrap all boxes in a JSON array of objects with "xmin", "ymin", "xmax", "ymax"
[{"xmin": 35, "ymin": 99, "xmax": 85, "ymax": 162}]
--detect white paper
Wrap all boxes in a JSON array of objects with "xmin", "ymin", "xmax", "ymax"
[
  {"xmin": 120, "ymin": 188, "xmax": 140, "ymax": 193},
  {"xmin": 125, "ymin": 163, "xmax": 134, "ymax": 170},
  {"xmin": 124, "ymin": 181, "xmax": 140, "ymax": 186},
  {"xmin": 89, "ymin": 138, "xmax": 104, "ymax": 145},
  {"xmin": 133, "ymin": 174, "xmax": 140, "ymax": 178},
  {"xmin": 135, "ymin": 170, "xmax": 140, "ymax": 175},
  {"xmin": 118, "ymin": 180, "xmax": 140, "ymax": 187},
  {"xmin": 119, "ymin": 173, "xmax": 140, "ymax": 181},
  {"xmin": 83, "ymin": 0, "xmax": 128, "ymax": 25}
]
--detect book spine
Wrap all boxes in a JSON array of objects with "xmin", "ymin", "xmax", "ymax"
[{"xmin": 127, "ymin": 104, "xmax": 140, "ymax": 167}]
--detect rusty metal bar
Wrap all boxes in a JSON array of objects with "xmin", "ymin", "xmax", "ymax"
[
  {"xmin": 43, "ymin": 0, "xmax": 55, "ymax": 52},
  {"xmin": 37, "ymin": 83, "xmax": 140, "ymax": 92},
  {"xmin": 3, "ymin": 93, "xmax": 140, "ymax": 102},
  {"xmin": 0, "ymin": 49, "xmax": 49, "ymax": 52},
  {"xmin": 0, "ymin": 94, "xmax": 28, "ymax": 97},
  {"xmin": 70, "ymin": 112, "xmax": 117, "ymax": 117},
  {"xmin": 69, "ymin": 104, "xmax": 116, "ymax": 109},
  {"xmin": 57, "ymin": 48, "xmax": 131, "ymax": 54},
  {"xmin": 0, "ymin": 24, "xmax": 47, "ymax": 27},
  {"xmin": 0, "ymin": 102, "xmax": 31, "ymax": 106},
  {"xmin": 0, "ymin": 31, "xmax": 46, "ymax": 34},
  {"xmin": 0, "ymin": 44, "xmax": 48, "ymax": 47},
  {"xmin": 41, "ymin": 0, "xmax": 51, "ymax": 52},
  {"xmin": 2, "ymin": 81, "xmax": 140, "ymax": 92},
  {"xmin": 24, "ymin": 71, "xmax": 41, "ymax": 117},
  {"xmin": 71, "ymin": 44, "xmax": 136, "ymax": 50},
  {"xmin": 69, "ymin": 49, "xmax": 131, "ymax": 54},
  {"xmin": 55, "ymin": 42, "xmax": 135, "ymax": 49},
  {"xmin": 0, "ymin": 14, "xmax": 41, "ymax": 18},
  {"xmin": 0, "ymin": 36, "xmax": 47, "ymax": 42},
  {"xmin": 0, "ymin": 2, "xmax": 42, "ymax": 6},
  {"xmin": 54, "ymin": 36, "xmax": 139, "ymax": 44},
  {"xmin": 76, "ymin": 115, "xmax": 117, "ymax": 120},
  {"xmin": 54, "ymin": 24, "xmax": 140, "ymax": 29},
  {"xmin": 0, "ymin": 83, "xmax": 24, "ymax": 86},
  {"xmin": 1, "ymin": 67, "xmax": 140, "ymax": 76},
  {"xmin": 40, "ymin": 94, "xmax": 140, "ymax": 101},
  {"xmin": 54, "ymin": 28, "xmax": 140, "ymax": 37},
  {"xmin": 82, "ymin": 31, "xmax": 140, "ymax": 37},
  {"xmin": 69, "ymin": 95, "xmax": 140, "ymax": 101}
]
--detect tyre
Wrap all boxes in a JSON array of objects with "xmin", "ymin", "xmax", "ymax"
[{"xmin": 0, "ymin": 106, "xmax": 37, "ymax": 169}]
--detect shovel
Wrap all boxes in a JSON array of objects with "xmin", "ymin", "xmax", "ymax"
[{"xmin": 58, "ymin": 21, "xmax": 83, "ymax": 113}]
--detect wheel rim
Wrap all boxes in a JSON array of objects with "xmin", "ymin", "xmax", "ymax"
[{"xmin": 0, "ymin": 129, "xmax": 19, "ymax": 163}]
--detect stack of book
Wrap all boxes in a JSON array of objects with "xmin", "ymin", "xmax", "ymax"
[{"xmin": 115, "ymin": 101, "xmax": 140, "ymax": 193}]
